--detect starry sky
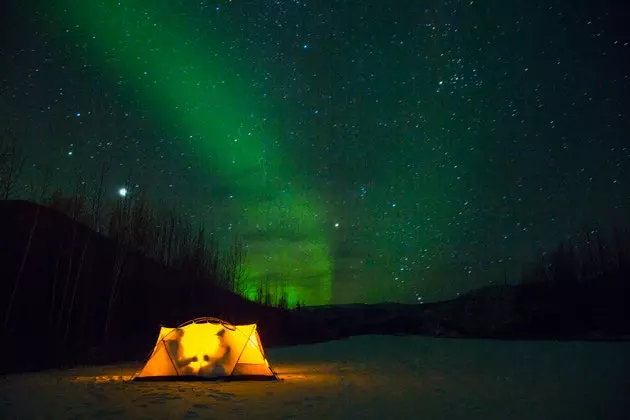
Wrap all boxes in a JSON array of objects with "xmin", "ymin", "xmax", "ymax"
[{"xmin": 2, "ymin": 0, "xmax": 629, "ymax": 306}]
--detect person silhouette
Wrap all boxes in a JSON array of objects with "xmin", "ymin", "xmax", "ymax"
[
  {"xmin": 215, "ymin": 329, "xmax": 231, "ymax": 363},
  {"xmin": 200, "ymin": 328, "xmax": 232, "ymax": 377},
  {"xmin": 165, "ymin": 328, "xmax": 198, "ymax": 375}
]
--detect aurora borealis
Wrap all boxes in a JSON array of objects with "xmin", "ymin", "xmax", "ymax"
[
  {"xmin": 2, "ymin": 1, "xmax": 629, "ymax": 305},
  {"xmin": 54, "ymin": 0, "xmax": 334, "ymax": 305}
]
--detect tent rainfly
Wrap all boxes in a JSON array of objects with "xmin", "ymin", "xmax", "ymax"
[{"xmin": 132, "ymin": 317, "xmax": 278, "ymax": 381}]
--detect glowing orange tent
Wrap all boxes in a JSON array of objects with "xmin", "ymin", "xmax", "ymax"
[{"xmin": 132, "ymin": 317, "xmax": 277, "ymax": 381}]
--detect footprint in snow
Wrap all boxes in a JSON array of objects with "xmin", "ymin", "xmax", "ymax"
[
  {"xmin": 144, "ymin": 393, "xmax": 182, "ymax": 404},
  {"xmin": 289, "ymin": 395, "xmax": 326, "ymax": 408},
  {"xmin": 183, "ymin": 410, "xmax": 200, "ymax": 418},
  {"xmin": 207, "ymin": 391, "xmax": 234, "ymax": 401},
  {"xmin": 230, "ymin": 406, "xmax": 245, "ymax": 415}
]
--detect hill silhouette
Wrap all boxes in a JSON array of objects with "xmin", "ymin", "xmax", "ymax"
[
  {"xmin": 0, "ymin": 200, "xmax": 292, "ymax": 374},
  {"xmin": 292, "ymin": 225, "xmax": 630, "ymax": 341}
]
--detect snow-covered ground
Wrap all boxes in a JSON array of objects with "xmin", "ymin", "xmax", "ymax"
[{"xmin": 1, "ymin": 335, "xmax": 628, "ymax": 419}]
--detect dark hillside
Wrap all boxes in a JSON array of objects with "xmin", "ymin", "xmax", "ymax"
[
  {"xmin": 0, "ymin": 200, "xmax": 288, "ymax": 374},
  {"xmin": 292, "ymin": 227, "xmax": 630, "ymax": 342}
]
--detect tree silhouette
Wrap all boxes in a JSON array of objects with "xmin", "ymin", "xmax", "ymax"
[{"xmin": 0, "ymin": 130, "xmax": 25, "ymax": 200}]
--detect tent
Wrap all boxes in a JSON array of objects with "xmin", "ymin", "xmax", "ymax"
[{"xmin": 132, "ymin": 317, "xmax": 278, "ymax": 381}]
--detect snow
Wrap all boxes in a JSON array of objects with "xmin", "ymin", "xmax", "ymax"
[{"xmin": 1, "ymin": 335, "xmax": 629, "ymax": 419}]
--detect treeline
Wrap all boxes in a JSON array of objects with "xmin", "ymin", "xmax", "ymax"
[
  {"xmin": 1, "ymin": 131, "xmax": 294, "ymax": 310},
  {"xmin": 0, "ymin": 129, "xmax": 25, "ymax": 200},
  {"xmin": 408, "ymin": 226, "xmax": 630, "ymax": 340},
  {"xmin": 520, "ymin": 225, "xmax": 630, "ymax": 285},
  {"xmin": 506, "ymin": 224, "xmax": 630, "ymax": 337}
]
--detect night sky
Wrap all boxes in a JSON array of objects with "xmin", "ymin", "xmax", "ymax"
[{"xmin": 2, "ymin": 0, "xmax": 629, "ymax": 306}]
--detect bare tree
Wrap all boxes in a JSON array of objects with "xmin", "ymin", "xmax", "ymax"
[
  {"xmin": 2, "ymin": 204, "xmax": 40, "ymax": 331},
  {"xmin": 89, "ymin": 161, "xmax": 110, "ymax": 232},
  {"xmin": 164, "ymin": 210, "xmax": 176, "ymax": 266},
  {"xmin": 56, "ymin": 175, "xmax": 86, "ymax": 336},
  {"xmin": 277, "ymin": 286, "xmax": 289, "ymax": 310},
  {"xmin": 188, "ymin": 226, "xmax": 208, "ymax": 280},
  {"xmin": 103, "ymin": 184, "xmax": 133, "ymax": 339},
  {"xmin": 48, "ymin": 245, "xmax": 63, "ymax": 326},
  {"xmin": 171, "ymin": 216, "xmax": 193, "ymax": 270},
  {"xmin": 129, "ymin": 190, "xmax": 154, "ymax": 255},
  {"xmin": 37, "ymin": 165, "xmax": 53, "ymax": 204},
  {"xmin": 0, "ymin": 131, "xmax": 25, "ymax": 200},
  {"xmin": 255, "ymin": 279, "xmax": 265, "ymax": 304},
  {"xmin": 220, "ymin": 235, "xmax": 248, "ymax": 294},
  {"xmin": 154, "ymin": 206, "xmax": 174, "ymax": 265},
  {"xmin": 63, "ymin": 230, "xmax": 90, "ymax": 346}
]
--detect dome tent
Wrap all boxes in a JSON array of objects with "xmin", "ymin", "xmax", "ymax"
[{"xmin": 132, "ymin": 317, "xmax": 277, "ymax": 381}]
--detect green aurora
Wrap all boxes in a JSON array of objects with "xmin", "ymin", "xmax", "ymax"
[
  {"xmin": 58, "ymin": 0, "xmax": 332, "ymax": 306},
  {"xmin": 4, "ymin": 0, "xmax": 630, "ymax": 305}
]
